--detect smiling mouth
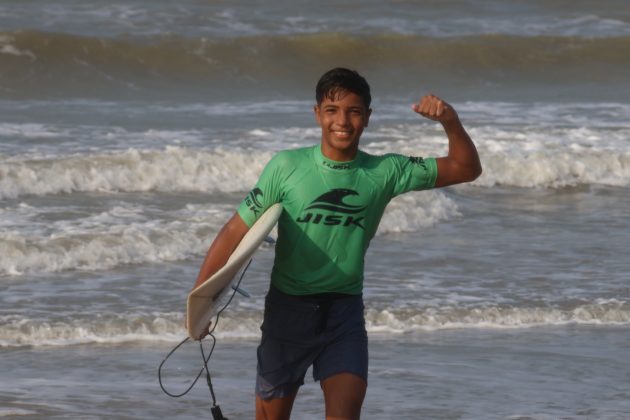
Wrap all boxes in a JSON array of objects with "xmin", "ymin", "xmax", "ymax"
[{"xmin": 332, "ymin": 130, "xmax": 352, "ymax": 138}]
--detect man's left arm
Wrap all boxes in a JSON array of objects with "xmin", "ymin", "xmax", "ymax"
[{"xmin": 412, "ymin": 94, "xmax": 482, "ymax": 188}]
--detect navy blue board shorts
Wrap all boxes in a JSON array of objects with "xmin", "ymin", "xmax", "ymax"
[{"xmin": 256, "ymin": 285, "xmax": 368, "ymax": 400}]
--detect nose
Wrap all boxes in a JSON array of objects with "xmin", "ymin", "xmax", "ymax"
[{"xmin": 335, "ymin": 111, "xmax": 350, "ymax": 127}]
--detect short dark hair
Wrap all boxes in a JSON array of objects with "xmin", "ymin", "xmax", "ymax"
[{"xmin": 315, "ymin": 68, "xmax": 371, "ymax": 109}]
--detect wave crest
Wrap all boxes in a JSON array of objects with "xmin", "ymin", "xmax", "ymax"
[
  {"xmin": 3, "ymin": 300, "xmax": 627, "ymax": 347},
  {"xmin": 0, "ymin": 146, "xmax": 271, "ymax": 199},
  {"xmin": 366, "ymin": 300, "xmax": 630, "ymax": 333},
  {"xmin": 2, "ymin": 31, "xmax": 629, "ymax": 97}
]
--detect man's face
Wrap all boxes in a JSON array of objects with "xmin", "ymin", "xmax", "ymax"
[{"xmin": 314, "ymin": 91, "xmax": 371, "ymax": 161}]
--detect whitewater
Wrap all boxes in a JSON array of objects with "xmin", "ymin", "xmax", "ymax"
[{"xmin": 1, "ymin": 0, "xmax": 630, "ymax": 418}]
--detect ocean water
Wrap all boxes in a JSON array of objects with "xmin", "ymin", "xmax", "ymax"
[{"xmin": 1, "ymin": 1, "xmax": 630, "ymax": 419}]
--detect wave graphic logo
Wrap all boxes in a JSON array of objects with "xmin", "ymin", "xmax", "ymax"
[
  {"xmin": 245, "ymin": 187, "xmax": 264, "ymax": 217},
  {"xmin": 298, "ymin": 189, "xmax": 366, "ymax": 229}
]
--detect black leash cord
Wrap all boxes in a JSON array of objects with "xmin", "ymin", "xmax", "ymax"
[{"xmin": 158, "ymin": 259, "xmax": 253, "ymax": 414}]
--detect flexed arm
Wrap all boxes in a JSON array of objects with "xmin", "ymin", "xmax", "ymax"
[{"xmin": 412, "ymin": 94, "xmax": 482, "ymax": 187}]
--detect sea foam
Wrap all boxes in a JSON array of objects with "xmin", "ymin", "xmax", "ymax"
[
  {"xmin": 0, "ymin": 146, "xmax": 271, "ymax": 199},
  {"xmin": 2, "ymin": 300, "xmax": 628, "ymax": 348},
  {"xmin": 0, "ymin": 192, "xmax": 458, "ymax": 275},
  {"xmin": 2, "ymin": 138, "xmax": 630, "ymax": 201}
]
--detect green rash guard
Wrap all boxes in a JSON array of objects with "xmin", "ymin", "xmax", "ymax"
[{"xmin": 237, "ymin": 144, "xmax": 437, "ymax": 296}]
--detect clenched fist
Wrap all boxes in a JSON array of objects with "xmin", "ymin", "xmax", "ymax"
[{"xmin": 412, "ymin": 94, "xmax": 458, "ymax": 124}]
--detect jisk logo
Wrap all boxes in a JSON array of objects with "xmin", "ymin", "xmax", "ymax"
[{"xmin": 296, "ymin": 189, "xmax": 366, "ymax": 229}]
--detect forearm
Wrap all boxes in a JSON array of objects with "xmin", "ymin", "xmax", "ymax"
[
  {"xmin": 192, "ymin": 212, "xmax": 249, "ymax": 290},
  {"xmin": 441, "ymin": 117, "xmax": 482, "ymax": 180}
]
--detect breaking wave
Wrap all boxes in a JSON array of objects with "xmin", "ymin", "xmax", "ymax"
[
  {"xmin": 2, "ymin": 299, "xmax": 627, "ymax": 347},
  {"xmin": 2, "ymin": 143, "xmax": 629, "ymax": 201},
  {"xmin": 2, "ymin": 31, "xmax": 629, "ymax": 97}
]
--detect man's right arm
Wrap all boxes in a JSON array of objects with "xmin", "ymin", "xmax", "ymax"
[{"xmin": 191, "ymin": 212, "xmax": 250, "ymax": 291}]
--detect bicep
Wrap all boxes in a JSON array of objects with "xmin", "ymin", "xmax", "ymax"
[
  {"xmin": 433, "ymin": 156, "xmax": 473, "ymax": 188},
  {"xmin": 434, "ymin": 157, "xmax": 452, "ymax": 188}
]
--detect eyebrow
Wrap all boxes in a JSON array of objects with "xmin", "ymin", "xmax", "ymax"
[{"xmin": 322, "ymin": 104, "xmax": 364, "ymax": 112}]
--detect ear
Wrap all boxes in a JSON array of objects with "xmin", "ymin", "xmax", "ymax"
[
  {"xmin": 313, "ymin": 104, "xmax": 322, "ymax": 125},
  {"xmin": 364, "ymin": 108, "xmax": 372, "ymax": 127}
]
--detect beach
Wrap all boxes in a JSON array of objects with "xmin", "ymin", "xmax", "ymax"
[{"xmin": 1, "ymin": 1, "xmax": 630, "ymax": 418}]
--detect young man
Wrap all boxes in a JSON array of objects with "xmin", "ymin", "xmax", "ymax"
[{"xmin": 191, "ymin": 68, "xmax": 481, "ymax": 419}]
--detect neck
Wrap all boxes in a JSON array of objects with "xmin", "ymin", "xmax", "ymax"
[{"xmin": 320, "ymin": 143, "xmax": 358, "ymax": 162}]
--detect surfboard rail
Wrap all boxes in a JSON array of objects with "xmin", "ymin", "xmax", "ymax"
[{"xmin": 186, "ymin": 203, "xmax": 282, "ymax": 340}]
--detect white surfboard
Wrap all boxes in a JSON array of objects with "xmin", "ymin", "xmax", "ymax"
[{"xmin": 186, "ymin": 203, "xmax": 282, "ymax": 340}]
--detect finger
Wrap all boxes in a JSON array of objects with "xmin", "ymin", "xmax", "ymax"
[
  {"xmin": 430, "ymin": 99, "xmax": 438, "ymax": 117},
  {"xmin": 420, "ymin": 96, "xmax": 432, "ymax": 115},
  {"xmin": 435, "ymin": 100, "xmax": 444, "ymax": 117},
  {"xmin": 414, "ymin": 97, "xmax": 423, "ymax": 113}
]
